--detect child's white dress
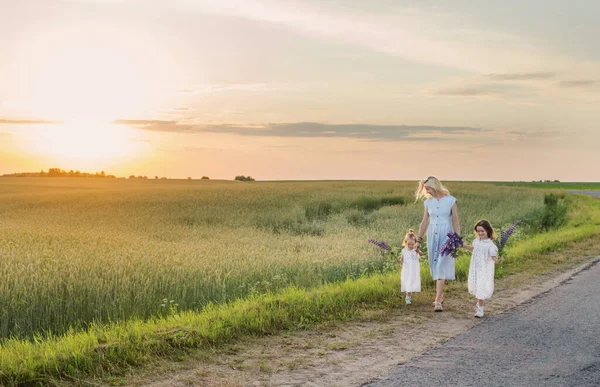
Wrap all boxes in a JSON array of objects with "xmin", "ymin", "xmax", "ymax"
[
  {"xmin": 468, "ymin": 237, "xmax": 499, "ymax": 300},
  {"xmin": 401, "ymin": 248, "xmax": 421, "ymax": 292}
]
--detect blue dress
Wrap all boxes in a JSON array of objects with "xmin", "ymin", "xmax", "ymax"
[{"xmin": 425, "ymin": 195, "xmax": 457, "ymax": 280}]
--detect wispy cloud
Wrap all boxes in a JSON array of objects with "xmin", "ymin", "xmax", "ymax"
[
  {"xmin": 432, "ymin": 87, "xmax": 501, "ymax": 97},
  {"xmin": 116, "ymin": 120, "xmax": 482, "ymax": 141},
  {"xmin": 174, "ymin": 0, "xmax": 578, "ymax": 74},
  {"xmin": 176, "ymin": 82, "xmax": 303, "ymax": 95},
  {"xmin": 487, "ymin": 72, "xmax": 556, "ymax": 81},
  {"xmin": 558, "ymin": 80, "xmax": 597, "ymax": 88},
  {"xmin": 0, "ymin": 119, "xmax": 61, "ymax": 125}
]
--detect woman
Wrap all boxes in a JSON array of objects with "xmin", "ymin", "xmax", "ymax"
[{"xmin": 414, "ymin": 176, "xmax": 461, "ymax": 312}]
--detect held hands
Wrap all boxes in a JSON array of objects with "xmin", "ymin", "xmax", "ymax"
[{"xmin": 491, "ymin": 255, "xmax": 502, "ymax": 262}]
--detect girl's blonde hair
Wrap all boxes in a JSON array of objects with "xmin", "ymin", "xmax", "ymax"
[
  {"xmin": 402, "ymin": 229, "xmax": 418, "ymax": 247},
  {"xmin": 415, "ymin": 176, "xmax": 450, "ymax": 201}
]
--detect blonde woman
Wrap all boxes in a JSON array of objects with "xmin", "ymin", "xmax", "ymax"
[{"xmin": 414, "ymin": 176, "xmax": 461, "ymax": 312}]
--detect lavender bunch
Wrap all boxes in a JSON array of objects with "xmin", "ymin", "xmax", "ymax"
[
  {"xmin": 368, "ymin": 238, "xmax": 392, "ymax": 252},
  {"xmin": 439, "ymin": 232, "xmax": 464, "ymax": 258},
  {"xmin": 493, "ymin": 220, "xmax": 522, "ymax": 256}
]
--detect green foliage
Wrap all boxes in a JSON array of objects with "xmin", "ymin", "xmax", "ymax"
[{"xmin": 522, "ymin": 193, "xmax": 569, "ymax": 231}]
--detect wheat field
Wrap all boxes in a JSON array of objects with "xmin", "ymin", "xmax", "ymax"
[{"xmin": 0, "ymin": 178, "xmax": 545, "ymax": 339}]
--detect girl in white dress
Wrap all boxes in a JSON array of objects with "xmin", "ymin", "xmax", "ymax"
[
  {"xmin": 461, "ymin": 219, "xmax": 500, "ymax": 317},
  {"xmin": 399, "ymin": 229, "xmax": 422, "ymax": 304}
]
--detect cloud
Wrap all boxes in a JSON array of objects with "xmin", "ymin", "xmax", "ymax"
[
  {"xmin": 431, "ymin": 87, "xmax": 501, "ymax": 97},
  {"xmin": 487, "ymin": 72, "xmax": 556, "ymax": 81},
  {"xmin": 116, "ymin": 120, "xmax": 481, "ymax": 141},
  {"xmin": 558, "ymin": 80, "xmax": 597, "ymax": 88},
  {"xmin": 176, "ymin": 82, "xmax": 301, "ymax": 95},
  {"xmin": 0, "ymin": 119, "xmax": 61, "ymax": 124},
  {"xmin": 174, "ymin": 0, "xmax": 580, "ymax": 74},
  {"xmin": 113, "ymin": 119, "xmax": 195, "ymax": 132}
]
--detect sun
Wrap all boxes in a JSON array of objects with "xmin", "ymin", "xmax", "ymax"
[{"xmin": 23, "ymin": 121, "xmax": 147, "ymax": 169}]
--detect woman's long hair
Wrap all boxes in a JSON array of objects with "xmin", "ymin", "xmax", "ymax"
[{"xmin": 415, "ymin": 176, "xmax": 450, "ymax": 201}]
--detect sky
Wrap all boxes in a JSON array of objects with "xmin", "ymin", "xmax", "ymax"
[{"xmin": 1, "ymin": 0, "xmax": 599, "ymax": 181}]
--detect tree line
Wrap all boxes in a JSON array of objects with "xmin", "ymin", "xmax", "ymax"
[{"xmin": 2, "ymin": 169, "xmax": 254, "ymax": 181}]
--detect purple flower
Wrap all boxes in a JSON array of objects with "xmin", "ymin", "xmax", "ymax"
[
  {"xmin": 439, "ymin": 232, "xmax": 464, "ymax": 258},
  {"xmin": 368, "ymin": 238, "xmax": 392, "ymax": 252},
  {"xmin": 493, "ymin": 220, "xmax": 521, "ymax": 255}
]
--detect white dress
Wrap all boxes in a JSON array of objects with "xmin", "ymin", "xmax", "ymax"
[
  {"xmin": 401, "ymin": 248, "xmax": 421, "ymax": 292},
  {"xmin": 468, "ymin": 238, "xmax": 498, "ymax": 300}
]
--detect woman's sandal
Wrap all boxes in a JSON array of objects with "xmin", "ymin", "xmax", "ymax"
[{"xmin": 434, "ymin": 301, "xmax": 443, "ymax": 312}]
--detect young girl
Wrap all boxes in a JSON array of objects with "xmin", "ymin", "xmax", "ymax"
[
  {"xmin": 399, "ymin": 229, "xmax": 422, "ymax": 304},
  {"xmin": 461, "ymin": 219, "xmax": 501, "ymax": 317}
]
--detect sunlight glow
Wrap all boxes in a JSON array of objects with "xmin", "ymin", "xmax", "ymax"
[
  {"xmin": 13, "ymin": 22, "xmax": 179, "ymax": 122},
  {"xmin": 23, "ymin": 122, "xmax": 146, "ymax": 166}
]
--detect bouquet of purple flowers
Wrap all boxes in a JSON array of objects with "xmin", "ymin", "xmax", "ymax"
[
  {"xmin": 368, "ymin": 238, "xmax": 391, "ymax": 252},
  {"xmin": 493, "ymin": 220, "xmax": 521, "ymax": 256},
  {"xmin": 439, "ymin": 232, "xmax": 464, "ymax": 258}
]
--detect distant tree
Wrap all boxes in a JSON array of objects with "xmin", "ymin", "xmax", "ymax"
[
  {"xmin": 160, "ymin": 177, "xmax": 167, "ymax": 180},
  {"xmin": 201, "ymin": 176, "xmax": 210, "ymax": 180},
  {"xmin": 187, "ymin": 177, "xmax": 192, "ymax": 180},
  {"xmin": 234, "ymin": 175, "xmax": 255, "ymax": 182},
  {"xmin": 155, "ymin": 176, "xmax": 159, "ymax": 179},
  {"xmin": 129, "ymin": 175, "xmax": 136, "ymax": 179}
]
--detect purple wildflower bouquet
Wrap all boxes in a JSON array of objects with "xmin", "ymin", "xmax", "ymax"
[
  {"xmin": 368, "ymin": 238, "xmax": 392, "ymax": 252},
  {"xmin": 368, "ymin": 238, "xmax": 402, "ymax": 262},
  {"xmin": 493, "ymin": 220, "xmax": 521, "ymax": 256},
  {"xmin": 439, "ymin": 232, "xmax": 464, "ymax": 258}
]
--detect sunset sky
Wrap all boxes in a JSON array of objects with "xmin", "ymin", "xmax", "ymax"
[{"xmin": 1, "ymin": 0, "xmax": 599, "ymax": 181}]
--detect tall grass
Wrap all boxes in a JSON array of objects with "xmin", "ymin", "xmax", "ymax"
[{"xmin": 0, "ymin": 178, "xmax": 545, "ymax": 339}]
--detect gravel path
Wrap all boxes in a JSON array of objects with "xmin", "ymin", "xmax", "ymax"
[{"xmin": 364, "ymin": 259, "xmax": 600, "ymax": 387}]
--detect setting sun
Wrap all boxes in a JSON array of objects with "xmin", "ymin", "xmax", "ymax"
[{"xmin": 18, "ymin": 121, "xmax": 146, "ymax": 168}]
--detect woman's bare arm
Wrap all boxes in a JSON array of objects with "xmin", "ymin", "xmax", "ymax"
[
  {"xmin": 451, "ymin": 203, "xmax": 460, "ymax": 235},
  {"xmin": 415, "ymin": 207, "xmax": 429, "ymax": 250},
  {"xmin": 418, "ymin": 207, "xmax": 429, "ymax": 240}
]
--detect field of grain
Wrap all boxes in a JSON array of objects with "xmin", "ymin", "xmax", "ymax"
[{"xmin": 0, "ymin": 178, "xmax": 546, "ymax": 339}]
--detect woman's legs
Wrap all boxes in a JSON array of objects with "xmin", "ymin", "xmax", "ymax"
[{"xmin": 435, "ymin": 279, "xmax": 445, "ymax": 303}]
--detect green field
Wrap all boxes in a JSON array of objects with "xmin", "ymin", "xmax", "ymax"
[
  {"xmin": 0, "ymin": 178, "xmax": 547, "ymax": 340},
  {"xmin": 2, "ymin": 178, "xmax": 600, "ymax": 385},
  {"xmin": 492, "ymin": 181, "xmax": 600, "ymax": 190}
]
